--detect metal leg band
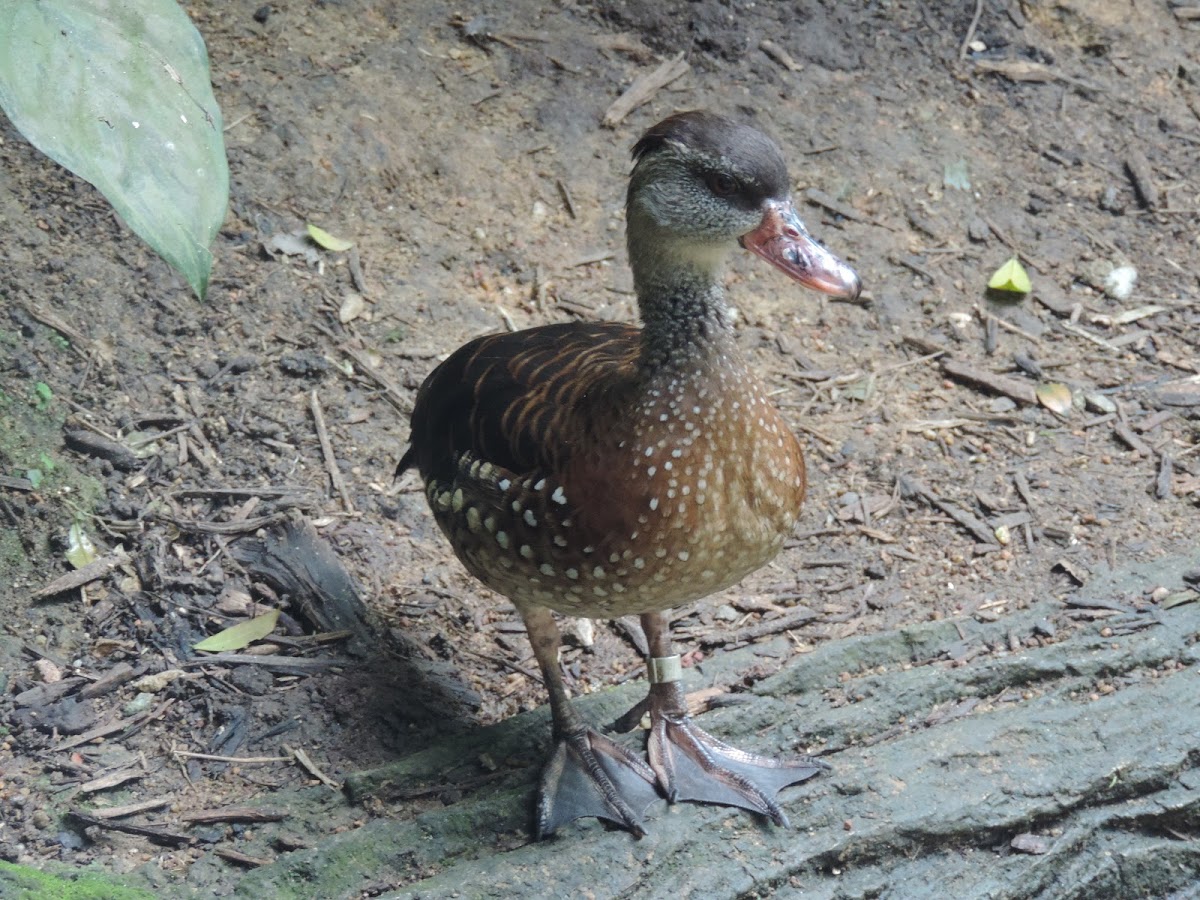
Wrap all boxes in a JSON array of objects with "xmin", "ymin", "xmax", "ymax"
[{"xmin": 646, "ymin": 654, "xmax": 682, "ymax": 684}]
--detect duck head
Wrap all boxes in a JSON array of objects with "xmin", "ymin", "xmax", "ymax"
[{"xmin": 626, "ymin": 110, "xmax": 861, "ymax": 301}]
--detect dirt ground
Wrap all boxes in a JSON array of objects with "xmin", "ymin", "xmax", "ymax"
[{"xmin": 1, "ymin": 0, "xmax": 1198, "ymax": 896}]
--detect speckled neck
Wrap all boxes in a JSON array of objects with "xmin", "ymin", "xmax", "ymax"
[
  {"xmin": 628, "ymin": 205, "xmax": 741, "ymax": 376},
  {"xmin": 636, "ymin": 274, "xmax": 738, "ymax": 374}
]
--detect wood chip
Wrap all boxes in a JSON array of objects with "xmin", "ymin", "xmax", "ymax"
[
  {"xmin": 30, "ymin": 550, "xmax": 130, "ymax": 601},
  {"xmin": 1157, "ymin": 455, "xmax": 1175, "ymax": 500},
  {"xmin": 759, "ymin": 39, "xmax": 803, "ymax": 72},
  {"xmin": 289, "ymin": 745, "xmax": 341, "ymax": 790},
  {"xmin": 1124, "ymin": 148, "xmax": 1158, "ymax": 209},
  {"xmin": 179, "ymin": 807, "xmax": 286, "ymax": 824},
  {"xmin": 310, "ymin": 390, "xmax": 354, "ymax": 513},
  {"xmin": 940, "ymin": 358, "xmax": 1038, "ymax": 405},
  {"xmin": 900, "ymin": 476, "xmax": 997, "ymax": 545},
  {"xmin": 603, "ymin": 53, "xmax": 689, "ymax": 127},
  {"xmin": 215, "ymin": 847, "xmax": 273, "ymax": 867},
  {"xmin": 84, "ymin": 797, "xmax": 174, "ymax": 820},
  {"xmin": 69, "ymin": 809, "xmax": 193, "ymax": 847},
  {"xmin": 80, "ymin": 768, "xmax": 144, "ymax": 794}
]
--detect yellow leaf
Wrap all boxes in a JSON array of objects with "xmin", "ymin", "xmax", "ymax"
[
  {"xmin": 66, "ymin": 523, "xmax": 97, "ymax": 569},
  {"xmin": 987, "ymin": 256, "xmax": 1032, "ymax": 293},
  {"xmin": 194, "ymin": 609, "xmax": 281, "ymax": 652},
  {"xmin": 1036, "ymin": 382, "xmax": 1072, "ymax": 415},
  {"xmin": 306, "ymin": 223, "xmax": 354, "ymax": 252}
]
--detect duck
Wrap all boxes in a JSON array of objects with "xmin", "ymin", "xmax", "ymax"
[{"xmin": 397, "ymin": 110, "xmax": 861, "ymax": 837}]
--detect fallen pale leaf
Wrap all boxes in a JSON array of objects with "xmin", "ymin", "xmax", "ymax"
[
  {"xmin": 194, "ymin": 609, "xmax": 281, "ymax": 652},
  {"xmin": 66, "ymin": 523, "xmax": 97, "ymax": 569},
  {"xmin": 307, "ymin": 223, "xmax": 354, "ymax": 252},
  {"xmin": 988, "ymin": 257, "xmax": 1032, "ymax": 294},
  {"xmin": 338, "ymin": 292, "xmax": 366, "ymax": 323},
  {"xmin": 1036, "ymin": 382, "xmax": 1072, "ymax": 414}
]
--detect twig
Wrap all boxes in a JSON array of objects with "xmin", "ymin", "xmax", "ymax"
[
  {"xmin": 603, "ymin": 53, "xmax": 690, "ymax": 127},
  {"xmin": 288, "ymin": 745, "xmax": 341, "ymax": 790},
  {"xmin": 940, "ymin": 358, "xmax": 1038, "ymax": 405},
  {"xmin": 959, "ymin": 0, "xmax": 984, "ymax": 61},
  {"xmin": 31, "ymin": 549, "xmax": 128, "ymax": 600},
  {"xmin": 178, "ymin": 807, "xmax": 286, "ymax": 823},
  {"xmin": 55, "ymin": 700, "xmax": 175, "ymax": 752},
  {"xmin": 172, "ymin": 751, "xmax": 293, "ymax": 764},
  {"xmin": 1124, "ymin": 148, "xmax": 1158, "ymax": 209},
  {"xmin": 310, "ymin": 390, "xmax": 355, "ymax": 513},
  {"xmin": 82, "ymin": 797, "xmax": 173, "ymax": 820},
  {"xmin": 900, "ymin": 476, "xmax": 997, "ymax": 545},
  {"xmin": 215, "ymin": 847, "xmax": 273, "ymax": 867},
  {"xmin": 759, "ymin": 39, "xmax": 803, "ymax": 72},
  {"xmin": 69, "ymin": 809, "xmax": 194, "ymax": 847}
]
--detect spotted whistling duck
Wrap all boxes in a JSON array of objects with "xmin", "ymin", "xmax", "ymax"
[{"xmin": 397, "ymin": 111, "xmax": 862, "ymax": 837}]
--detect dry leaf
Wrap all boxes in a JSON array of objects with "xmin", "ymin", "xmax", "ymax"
[
  {"xmin": 1036, "ymin": 382, "xmax": 1072, "ymax": 414},
  {"xmin": 194, "ymin": 609, "xmax": 281, "ymax": 652}
]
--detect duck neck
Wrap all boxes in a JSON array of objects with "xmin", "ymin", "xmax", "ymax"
[{"xmin": 629, "ymin": 229, "xmax": 739, "ymax": 373}]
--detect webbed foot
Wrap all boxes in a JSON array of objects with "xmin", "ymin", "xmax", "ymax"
[{"xmin": 536, "ymin": 727, "xmax": 661, "ymax": 838}]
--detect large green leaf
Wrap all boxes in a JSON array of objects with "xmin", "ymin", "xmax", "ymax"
[{"xmin": 0, "ymin": 0, "xmax": 228, "ymax": 298}]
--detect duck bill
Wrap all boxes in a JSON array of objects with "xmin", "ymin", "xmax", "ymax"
[{"xmin": 740, "ymin": 200, "xmax": 862, "ymax": 301}]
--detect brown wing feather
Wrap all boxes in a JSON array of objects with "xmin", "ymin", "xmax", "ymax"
[{"xmin": 400, "ymin": 322, "xmax": 641, "ymax": 483}]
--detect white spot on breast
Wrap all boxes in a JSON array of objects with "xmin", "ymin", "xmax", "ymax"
[
  {"xmin": 519, "ymin": 544, "xmax": 534, "ymax": 559},
  {"xmin": 533, "ymin": 478, "xmax": 546, "ymax": 491},
  {"xmin": 523, "ymin": 509, "xmax": 538, "ymax": 527},
  {"xmin": 498, "ymin": 478, "xmax": 511, "ymax": 491},
  {"xmin": 551, "ymin": 486, "xmax": 567, "ymax": 505},
  {"xmin": 566, "ymin": 568, "xmax": 579, "ymax": 579},
  {"xmin": 554, "ymin": 535, "xmax": 568, "ymax": 548},
  {"xmin": 593, "ymin": 566, "xmax": 606, "ymax": 578},
  {"xmin": 539, "ymin": 563, "xmax": 555, "ymax": 576},
  {"xmin": 678, "ymin": 550, "xmax": 690, "ymax": 562},
  {"xmin": 649, "ymin": 498, "xmax": 658, "ymax": 511},
  {"xmin": 496, "ymin": 531, "xmax": 510, "ymax": 550}
]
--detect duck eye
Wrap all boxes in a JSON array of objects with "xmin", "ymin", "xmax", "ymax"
[{"xmin": 708, "ymin": 173, "xmax": 738, "ymax": 196}]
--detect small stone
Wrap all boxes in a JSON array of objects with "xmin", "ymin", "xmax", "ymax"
[
  {"xmin": 713, "ymin": 604, "xmax": 740, "ymax": 622},
  {"xmin": 1011, "ymin": 833, "xmax": 1051, "ymax": 855},
  {"xmin": 1033, "ymin": 620, "xmax": 1056, "ymax": 639},
  {"xmin": 131, "ymin": 669, "xmax": 185, "ymax": 693},
  {"xmin": 122, "ymin": 692, "xmax": 155, "ymax": 716}
]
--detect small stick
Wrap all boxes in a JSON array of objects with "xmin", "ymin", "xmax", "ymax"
[
  {"xmin": 31, "ymin": 550, "xmax": 128, "ymax": 600},
  {"xmin": 215, "ymin": 847, "xmax": 273, "ymax": 868},
  {"xmin": 759, "ymin": 39, "xmax": 803, "ymax": 72},
  {"xmin": 940, "ymin": 358, "xmax": 1038, "ymax": 405},
  {"xmin": 69, "ymin": 809, "xmax": 193, "ymax": 847},
  {"xmin": 310, "ymin": 390, "xmax": 354, "ymax": 513},
  {"xmin": 179, "ymin": 807, "xmax": 286, "ymax": 824},
  {"xmin": 1124, "ymin": 148, "xmax": 1158, "ymax": 209},
  {"xmin": 1157, "ymin": 455, "xmax": 1175, "ymax": 500},
  {"xmin": 172, "ymin": 751, "xmax": 293, "ymax": 764},
  {"xmin": 959, "ymin": 0, "xmax": 985, "ymax": 61},
  {"xmin": 83, "ymin": 797, "xmax": 173, "ymax": 820},
  {"xmin": 900, "ymin": 476, "xmax": 997, "ymax": 545},
  {"xmin": 556, "ymin": 179, "xmax": 577, "ymax": 218},
  {"xmin": 603, "ymin": 53, "xmax": 690, "ymax": 127},
  {"xmin": 288, "ymin": 745, "xmax": 341, "ymax": 790}
]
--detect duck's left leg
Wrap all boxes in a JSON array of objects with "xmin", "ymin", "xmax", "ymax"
[{"xmin": 623, "ymin": 610, "xmax": 829, "ymax": 826}]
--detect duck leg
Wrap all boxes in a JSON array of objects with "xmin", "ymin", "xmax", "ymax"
[
  {"xmin": 520, "ymin": 604, "xmax": 661, "ymax": 838},
  {"xmin": 634, "ymin": 611, "xmax": 828, "ymax": 826}
]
